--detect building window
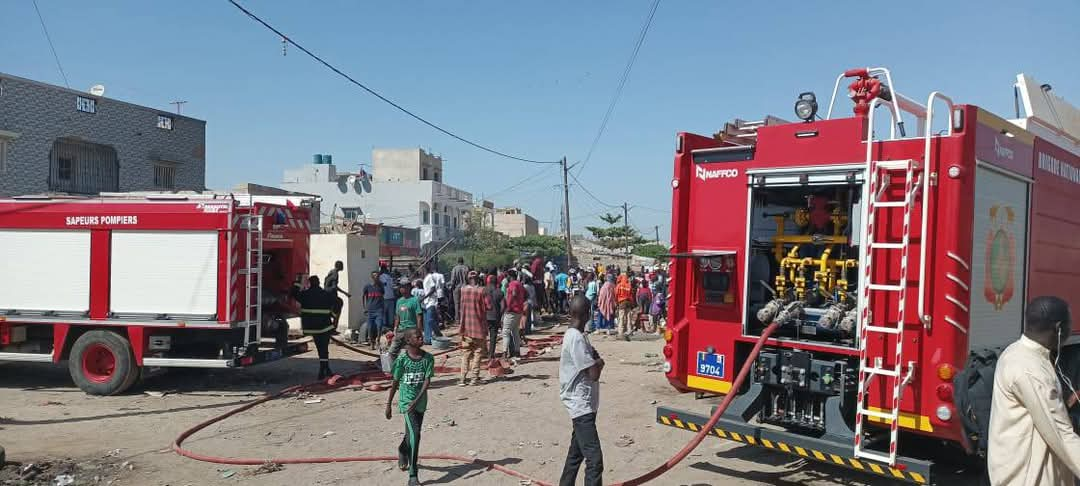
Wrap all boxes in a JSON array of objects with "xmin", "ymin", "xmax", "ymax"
[
  {"xmin": 422, "ymin": 210, "xmax": 430, "ymax": 225},
  {"xmin": 422, "ymin": 167, "xmax": 428, "ymax": 180},
  {"xmin": 0, "ymin": 131, "xmax": 15, "ymax": 172},
  {"xmin": 153, "ymin": 163, "xmax": 176, "ymax": 189},
  {"xmin": 433, "ymin": 213, "xmax": 440, "ymax": 225},
  {"xmin": 341, "ymin": 207, "xmax": 362, "ymax": 221},
  {"xmin": 434, "ymin": 170, "xmax": 441, "ymax": 182},
  {"xmin": 58, "ymin": 157, "xmax": 73, "ymax": 180},
  {"xmin": 453, "ymin": 217, "xmax": 457, "ymax": 228},
  {"xmin": 49, "ymin": 138, "xmax": 118, "ymax": 194},
  {"xmin": 76, "ymin": 96, "xmax": 96, "ymax": 113},
  {"xmin": 157, "ymin": 115, "xmax": 174, "ymax": 130}
]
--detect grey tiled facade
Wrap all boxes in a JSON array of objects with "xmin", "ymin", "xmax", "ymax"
[{"xmin": 0, "ymin": 73, "xmax": 206, "ymax": 197}]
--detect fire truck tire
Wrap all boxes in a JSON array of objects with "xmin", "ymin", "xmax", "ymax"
[{"xmin": 68, "ymin": 330, "xmax": 139, "ymax": 396}]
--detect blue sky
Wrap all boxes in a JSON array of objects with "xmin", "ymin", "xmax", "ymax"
[{"xmin": 3, "ymin": 0, "xmax": 1077, "ymax": 239}]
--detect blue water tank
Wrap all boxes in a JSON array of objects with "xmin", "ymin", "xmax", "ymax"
[
  {"xmin": 313, "ymin": 154, "xmax": 323, "ymax": 164},
  {"xmin": 324, "ymin": 154, "xmax": 333, "ymax": 165}
]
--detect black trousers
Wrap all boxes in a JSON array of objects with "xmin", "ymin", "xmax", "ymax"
[
  {"xmin": 559, "ymin": 413, "xmax": 603, "ymax": 486},
  {"xmin": 398, "ymin": 409, "xmax": 425, "ymax": 478},
  {"xmin": 311, "ymin": 332, "xmax": 331, "ymax": 362},
  {"xmin": 487, "ymin": 319, "xmax": 500, "ymax": 358}
]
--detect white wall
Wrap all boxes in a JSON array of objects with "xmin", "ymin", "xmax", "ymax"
[{"xmin": 309, "ymin": 233, "xmax": 380, "ymax": 332}]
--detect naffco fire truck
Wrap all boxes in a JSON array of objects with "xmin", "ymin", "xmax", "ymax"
[
  {"xmin": 657, "ymin": 68, "xmax": 1080, "ymax": 484},
  {"xmin": 0, "ymin": 194, "xmax": 315, "ymax": 395}
]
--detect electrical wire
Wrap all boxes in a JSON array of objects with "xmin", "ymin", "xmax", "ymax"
[
  {"xmin": 225, "ymin": 0, "xmax": 558, "ymax": 165},
  {"xmin": 576, "ymin": 0, "xmax": 661, "ymax": 176},
  {"xmin": 631, "ymin": 204, "xmax": 670, "ymax": 214},
  {"xmin": 568, "ymin": 171, "xmax": 619, "ymax": 208},
  {"xmin": 32, "ymin": 0, "xmax": 69, "ymax": 88},
  {"xmin": 483, "ymin": 165, "xmax": 558, "ymax": 202}
]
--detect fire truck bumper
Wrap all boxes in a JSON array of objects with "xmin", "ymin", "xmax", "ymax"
[{"xmin": 655, "ymin": 406, "xmax": 933, "ymax": 484}]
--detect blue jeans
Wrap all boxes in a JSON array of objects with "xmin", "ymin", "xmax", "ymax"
[
  {"xmin": 423, "ymin": 306, "xmax": 438, "ymax": 344},
  {"xmin": 366, "ymin": 311, "xmax": 385, "ymax": 343}
]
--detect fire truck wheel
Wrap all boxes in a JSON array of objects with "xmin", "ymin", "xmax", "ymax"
[{"xmin": 68, "ymin": 330, "xmax": 139, "ymax": 396}]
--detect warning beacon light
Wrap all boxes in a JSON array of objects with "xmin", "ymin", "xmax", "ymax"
[{"xmin": 794, "ymin": 92, "xmax": 818, "ymax": 121}]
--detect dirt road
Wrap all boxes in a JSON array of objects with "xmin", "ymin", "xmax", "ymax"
[{"xmin": 0, "ymin": 325, "xmax": 978, "ymax": 485}]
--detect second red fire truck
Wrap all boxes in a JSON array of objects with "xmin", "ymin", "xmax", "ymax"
[
  {"xmin": 0, "ymin": 194, "xmax": 315, "ymax": 395},
  {"xmin": 657, "ymin": 68, "xmax": 1079, "ymax": 483}
]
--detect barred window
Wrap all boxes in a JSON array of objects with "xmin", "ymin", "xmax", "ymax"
[
  {"xmin": 157, "ymin": 115, "xmax": 174, "ymax": 130},
  {"xmin": 154, "ymin": 163, "xmax": 176, "ymax": 189},
  {"xmin": 49, "ymin": 138, "xmax": 118, "ymax": 194}
]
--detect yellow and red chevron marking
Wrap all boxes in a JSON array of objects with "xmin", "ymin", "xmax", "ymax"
[{"xmin": 657, "ymin": 415, "xmax": 927, "ymax": 484}]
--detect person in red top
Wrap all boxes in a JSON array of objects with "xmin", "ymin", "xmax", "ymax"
[
  {"xmin": 501, "ymin": 270, "xmax": 526, "ymax": 358},
  {"xmin": 614, "ymin": 274, "xmax": 634, "ymax": 340},
  {"xmin": 635, "ymin": 284, "xmax": 653, "ymax": 333},
  {"xmin": 457, "ymin": 272, "xmax": 489, "ymax": 386}
]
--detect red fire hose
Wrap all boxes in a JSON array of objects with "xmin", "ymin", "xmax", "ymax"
[{"xmin": 173, "ymin": 323, "xmax": 779, "ymax": 486}]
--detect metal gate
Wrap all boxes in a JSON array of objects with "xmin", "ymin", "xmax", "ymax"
[{"xmin": 48, "ymin": 138, "xmax": 119, "ymax": 194}]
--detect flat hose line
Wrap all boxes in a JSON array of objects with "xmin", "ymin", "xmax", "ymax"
[{"xmin": 173, "ymin": 323, "xmax": 779, "ymax": 485}]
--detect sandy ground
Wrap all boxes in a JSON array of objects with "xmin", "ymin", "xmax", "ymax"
[{"xmin": 0, "ymin": 323, "xmax": 980, "ymax": 486}]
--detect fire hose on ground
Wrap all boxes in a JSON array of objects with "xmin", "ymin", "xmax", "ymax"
[{"xmin": 172, "ymin": 323, "xmax": 779, "ymax": 485}]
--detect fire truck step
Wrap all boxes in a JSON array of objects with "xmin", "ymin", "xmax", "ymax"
[
  {"xmin": 872, "ymin": 200, "xmax": 908, "ymax": 208},
  {"xmin": 854, "ymin": 449, "xmax": 897, "ymax": 466},
  {"xmin": 862, "ymin": 325, "xmax": 902, "ymax": 334},
  {"xmin": 869, "ymin": 242, "xmax": 904, "ymax": 249},
  {"xmin": 857, "ymin": 407, "xmax": 899, "ymax": 421},
  {"xmin": 860, "ymin": 366, "xmax": 900, "ymax": 377},
  {"xmin": 867, "ymin": 283, "xmax": 905, "ymax": 292}
]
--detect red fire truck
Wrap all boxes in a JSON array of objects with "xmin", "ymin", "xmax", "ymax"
[
  {"xmin": 657, "ymin": 69, "xmax": 1080, "ymax": 483},
  {"xmin": 0, "ymin": 194, "xmax": 314, "ymax": 395}
]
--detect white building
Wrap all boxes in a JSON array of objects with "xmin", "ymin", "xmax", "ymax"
[{"xmin": 281, "ymin": 148, "xmax": 474, "ymax": 246}]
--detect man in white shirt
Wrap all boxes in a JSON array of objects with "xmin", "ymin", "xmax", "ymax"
[
  {"xmin": 559, "ymin": 295, "xmax": 605, "ymax": 486},
  {"xmin": 420, "ymin": 265, "xmax": 445, "ymax": 346},
  {"xmin": 988, "ymin": 296, "xmax": 1080, "ymax": 485}
]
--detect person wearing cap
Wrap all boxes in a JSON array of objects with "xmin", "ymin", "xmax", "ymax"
[
  {"xmin": 484, "ymin": 275, "xmax": 505, "ymax": 358},
  {"xmin": 457, "ymin": 271, "xmax": 488, "ymax": 386}
]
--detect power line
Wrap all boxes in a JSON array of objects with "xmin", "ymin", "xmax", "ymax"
[
  {"xmin": 225, "ymin": 0, "xmax": 558, "ymax": 165},
  {"xmin": 32, "ymin": 0, "xmax": 69, "ymax": 88},
  {"xmin": 576, "ymin": 0, "xmax": 661, "ymax": 176},
  {"xmin": 568, "ymin": 171, "xmax": 619, "ymax": 208},
  {"xmin": 633, "ymin": 204, "xmax": 671, "ymax": 214},
  {"xmin": 483, "ymin": 165, "xmax": 558, "ymax": 202}
]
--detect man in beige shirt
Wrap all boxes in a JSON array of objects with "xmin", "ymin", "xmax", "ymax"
[{"xmin": 989, "ymin": 296, "xmax": 1080, "ymax": 485}]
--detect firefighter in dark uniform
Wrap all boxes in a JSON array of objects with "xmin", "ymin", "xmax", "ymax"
[{"xmin": 291, "ymin": 275, "xmax": 337, "ymax": 380}]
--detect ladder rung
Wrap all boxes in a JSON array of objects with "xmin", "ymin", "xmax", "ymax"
[
  {"xmin": 874, "ymin": 160, "xmax": 912, "ymax": 170},
  {"xmin": 863, "ymin": 324, "xmax": 903, "ymax": 335},
  {"xmin": 240, "ymin": 269, "xmax": 261, "ymax": 275},
  {"xmin": 873, "ymin": 201, "xmax": 907, "ymax": 208},
  {"xmin": 858, "ymin": 407, "xmax": 899, "ymax": 420},
  {"xmin": 870, "ymin": 242, "xmax": 904, "ymax": 250},
  {"xmin": 868, "ymin": 283, "xmax": 904, "ymax": 292},
  {"xmin": 860, "ymin": 366, "xmax": 900, "ymax": 377},
  {"xmin": 854, "ymin": 449, "xmax": 896, "ymax": 464}
]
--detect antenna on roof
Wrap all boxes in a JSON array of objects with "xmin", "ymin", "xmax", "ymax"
[
  {"xmin": 89, "ymin": 84, "xmax": 106, "ymax": 97},
  {"xmin": 170, "ymin": 100, "xmax": 187, "ymax": 114}
]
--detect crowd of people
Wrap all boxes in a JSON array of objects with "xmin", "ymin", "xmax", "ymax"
[{"xmin": 291, "ymin": 255, "xmax": 667, "ymax": 485}]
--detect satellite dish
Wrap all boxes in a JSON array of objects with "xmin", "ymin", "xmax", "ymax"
[
  {"xmin": 89, "ymin": 84, "xmax": 106, "ymax": 97},
  {"xmin": 347, "ymin": 175, "xmax": 357, "ymax": 185}
]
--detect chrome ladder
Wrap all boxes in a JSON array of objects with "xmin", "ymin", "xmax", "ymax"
[
  {"xmin": 241, "ymin": 214, "xmax": 264, "ymax": 352},
  {"xmin": 852, "ymin": 99, "xmax": 921, "ymax": 466}
]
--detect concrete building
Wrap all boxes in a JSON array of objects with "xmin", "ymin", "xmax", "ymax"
[
  {"xmin": 493, "ymin": 207, "xmax": 539, "ymax": 237},
  {"xmin": 307, "ymin": 233, "xmax": 380, "ymax": 333},
  {"xmin": 281, "ymin": 148, "xmax": 473, "ymax": 246},
  {"xmin": 0, "ymin": 73, "xmax": 206, "ymax": 197}
]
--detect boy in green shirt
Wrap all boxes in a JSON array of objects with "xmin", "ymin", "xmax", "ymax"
[
  {"xmin": 388, "ymin": 283, "xmax": 424, "ymax": 360},
  {"xmin": 385, "ymin": 328, "xmax": 434, "ymax": 486}
]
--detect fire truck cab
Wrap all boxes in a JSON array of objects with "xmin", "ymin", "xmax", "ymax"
[
  {"xmin": 658, "ymin": 69, "xmax": 1080, "ymax": 484},
  {"xmin": 0, "ymin": 194, "xmax": 315, "ymax": 395}
]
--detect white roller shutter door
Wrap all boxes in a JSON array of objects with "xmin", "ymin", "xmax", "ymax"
[
  {"xmin": 0, "ymin": 230, "xmax": 91, "ymax": 312},
  {"xmin": 110, "ymin": 231, "xmax": 219, "ymax": 316}
]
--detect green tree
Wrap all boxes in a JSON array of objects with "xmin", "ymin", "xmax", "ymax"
[{"xmin": 632, "ymin": 243, "xmax": 667, "ymax": 259}]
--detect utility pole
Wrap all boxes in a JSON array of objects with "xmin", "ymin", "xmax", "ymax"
[
  {"xmin": 655, "ymin": 225, "xmax": 660, "ymax": 244},
  {"xmin": 561, "ymin": 157, "xmax": 573, "ymax": 265}
]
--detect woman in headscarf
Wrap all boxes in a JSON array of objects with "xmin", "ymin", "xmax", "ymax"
[
  {"xmin": 615, "ymin": 274, "xmax": 634, "ymax": 340},
  {"xmin": 596, "ymin": 274, "xmax": 617, "ymax": 335}
]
